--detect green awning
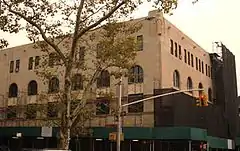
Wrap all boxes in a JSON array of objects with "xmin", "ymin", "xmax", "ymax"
[
  {"xmin": 236, "ymin": 137, "xmax": 240, "ymax": 146},
  {"xmin": 93, "ymin": 126, "xmax": 207, "ymax": 141},
  {"xmin": 207, "ymin": 136, "xmax": 228, "ymax": 149}
]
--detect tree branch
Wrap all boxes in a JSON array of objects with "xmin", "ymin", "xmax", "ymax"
[
  {"xmin": 76, "ymin": 1, "xmax": 125, "ymax": 40},
  {"xmin": 70, "ymin": 0, "xmax": 86, "ymax": 64},
  {"xmin": 3, "ymin": 1, "xmax": 67, "ymax": 63}
]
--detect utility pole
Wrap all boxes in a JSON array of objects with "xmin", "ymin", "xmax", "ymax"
[
  {"xmin": 116, "ymin": 88, "xmax": 208, "ymax": 151},
  {"xmin": 117, "ymin": 77, "xmax": 123, "ymax": 151}
]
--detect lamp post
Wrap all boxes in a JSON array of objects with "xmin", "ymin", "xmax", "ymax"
[{"xmin": 116, "ymin": 88, "xmax": 208, "ymax": 151}]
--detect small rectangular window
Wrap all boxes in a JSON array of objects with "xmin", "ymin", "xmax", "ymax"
[
  {"xmin": 199, "ymin": 59, "xmax": 201, "ymax": 72},
  {"xmin": 7, "ymin": 107, "xmax": 17, "ymax": 119},
  {"xmin": 174, "ymin": 42, "xmax": 178, "ymax": 57},
  {"xmin": 137, "ymin": 35, "xmax": 143, "ymax": 51},
  {"xmin": 9, "ymin": 61, "xmax": 14, "ymax": 73},
  {"xmin": 208, "ymin": 65, "xmax": 211, "ymax": 77},
  {"xmin": 178, "ymin": 45, "xmax": 182, "ymax": 59},
  {"xmin": 202, "ymin": 61, "xmax": 204, "ymax": 74},
  {"xmin": 196, "ymin": 57, "xmax": 198, "ymax": 70},
  {"xmin": 170, "ymin": 39, "xmax": 174, "ymax": 54},
  {"xmin": 47, "ymin": 103, "xmax": 58, "ymax": 118},
  {"xmin": 35, "ymin": 56, "xmax": 40, "ymax": 69},
  {"xmin": 205, "ymin": 64, "xmax": 208, "ymax": 76},
  {"xmin": 128, "ymin": 94, "xmax": 144, "ymax": 113},
  {"xmin": 187, "ymin": 52, "xmax": 190, "ymax": 65},
  {"xmin": 191, "ymin": 54, "xmax": 194, "ymax": 67},
  {"xmin": 184, "ymin": 49, "xmax": 187, "ymax": 63},
  {"xmin": 28, "ymin": 57, "xmax": 34, "ymax": 70},
  {"xmin": 79, "ymin": 46, "xmax": 85, "ymax": 62},
  {"xmin": 96, "ymin": 98, "xmax": 110, "ymax": 115},
  {"xmin": 15, "ymin": 59, "xmax": 20, "ymax": 73}
]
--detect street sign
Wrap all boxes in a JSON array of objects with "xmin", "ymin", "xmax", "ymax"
[{"xmin": 109, "ymin": 132, "xmax": 124, "ymax": 141}]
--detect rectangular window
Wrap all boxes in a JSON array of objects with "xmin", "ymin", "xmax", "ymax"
[
  {"xmin": 9, "ymin": 61, "xmax": 14, "ymax": 73},
  {"xmin": 128, "ymin": 94, "xmax": 144, "ymax": 113},
  {"xmin": 187, "ymin": 52, "xmax": 190, "ymax": 65},
  {"xmin": 25, "ymin": 105, "xmax": 37, "ymax": 119},
  {"xmin": 196, "ymin": 57, "xmax": 198, "ymax": 70},
  {"xmin": 15, "ymin": 59, "xmax": 20, "ymax": 73},
  {"xmin": 96, "ymin": 98, "xmax": 110, "ymax": 115},
  {"xmin": 174, "ymin": 42, "xmax": 178, "ymax": 57},
  {"xmin": 170, "ymin": 39, "xmax": 174, "ymax": 55},
  {"xmin": 178, "ymin": 45, "xmax": 182, "ymax": 59},
  {"xmin": 47, "ymin": 103, "xmax": 58, "ymax": 118},
  {"xmin": 208, "ymin": 66, "xmax": 211, "ymax": 77},
  {"xmin": 49, "ymin": 53, "xmax": 59, "ymax": 67},
  {"xmin": 199, "ymin": 59, "xmax": 201, "ymax": 72},
  {"xmin": 191, "ymin": 54, "xmax": 194, "ymax": 67},
  {"xmin": 205, "ymin": 64, "xmax": 208, "ymax": 76},
  {"xmin": 202, "ymin": 61, "xmax": 204, "ymax": 74},
  {"xmin": 7, "ymin": 107, "xmax": 17, "ymax": 119},
  {"xmin": 79, "ymin": 46, "xmax": 85, "ymax": 62},
  {"xmin": 184, "ymin": 49, "xmax": 187, "ymax": 63},
  {"xmin": 35, "ymin": 56, "xmax": 40, "ymax": 69},
  {"xmin": 28, "ymin": 57, "xmax": 34, "ymax": 70},
  {"xmin": 137, "ymin": 35, "xmax": 143, "ymax": 51}
]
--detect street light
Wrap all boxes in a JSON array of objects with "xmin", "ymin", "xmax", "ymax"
[{"xmin": 116, "ymin": 87, "xmax": 210, "ymax": 151}]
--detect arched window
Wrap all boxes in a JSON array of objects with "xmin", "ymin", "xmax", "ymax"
[
  {"xmin": 28, "ymin": 80, "xmax": 38, "ymax": 96},
  {"xmin": 208, "ymin": 88, "xmax": 212, "ymax": 102},
  {"xmin": 72, "ymin": 74, "xmax": 83, "ymax": 90},
  {"xmin": 97, "ymin": 70, "xmax": 110, "ymax": 88},
  {"xmin": 48, "ymin": 77, "xmax": 59, "ymax": 93},
  {"xmin": 173, "ymin": 70, "xmax": 180, "ymax": 88},
  {"xmin": 198, "ymin": 83, "xmax": 203, "ymax": 95},
  {"xmin": 9, "ymin": 83, "xmax": 18, "ymax": 98},
  {"xmin": 187, "ymin": 77, "xmax": 193, "ymax": 93},
  {"xmin": 128, "ymin": 65, "xmax": 144, "ymax": 84}
]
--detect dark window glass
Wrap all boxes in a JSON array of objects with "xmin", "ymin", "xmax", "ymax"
[
  {"xmin": 178, "ymin": 45, "xmax": 182, "ymax": 59},
  {"xmin": 48, "ymin": 77, "xmax": 59, "ymax": 93},
  {"xmin": 128, "ymin": 65, "xmax": 144, "ymax": 84},
  {"xmin": 191, "ymin": 54, "xmax": 194, "ymax": 67},
  {"xmin": 187, "ymin": 52, "xmax": 190, "ymax": 65},
  {"xmin": 10, "ymin": 61, "xmax": 14, "ymax": 73},
  {"xmin": 72, "ymin": 74, "xmax": 83, "ymax": 90},
  {"xmin": 128, "ymin": 94, "xmax": 143, "ymax": 113},
  {"xmin": 97, "ymin": 70, "xmax": 110, "ymax": 88},
  {"xmin": 96, "ymin": 98, "xmax": 110, "ymax": 115},
  {"xmin": 15, "ymin": 59, "xmax": 20, "ymax": 72},
  {"xmin": 35, "ymin": 56, "xmax": 40, "ymax": 69},
  {"xmin": 174, "ymin": 42, "xmax": 178, "ymax": 57},
  {"xmin": 28, "ymin": 57, "xmax": 34, "ymax": 70},
  {"xmin": 170, "ymin": 39, "xmax": 174, "ymax": 54},
  {"xmin": 184, "ymin": 49, "xmax": 187, "ymax": 63},
  {"xmin": 195, "ymin": 57, "xmax": 198, "ymax": 70},
  {"xmin": 28, "ymin": 80, "xmax": 38, "ymax": 95},
  {"xmin": 9, "ymin": 83, "xmax": 18, "ymax": 98},
  {"xmin": 137, "ymin": 35, "xmax": 143, "ymax": 51}
]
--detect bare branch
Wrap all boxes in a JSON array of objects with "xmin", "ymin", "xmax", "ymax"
[
  {"xmin": 76, "ymin": 1, "xmax": 125, "ymax": 40},
  {"xmin": 69, "ymin": 0, "xmax": 86, "ymax": 63},
  {"xmin": 3, "ymin": 0, "xmax": 67, "ymax": 64}
]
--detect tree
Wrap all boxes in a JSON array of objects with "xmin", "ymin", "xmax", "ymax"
[{"xmin": 0, "ymin": 0, "xmax": 181, "ymax": 149}]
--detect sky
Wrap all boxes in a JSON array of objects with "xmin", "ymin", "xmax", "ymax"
[{"xmin": 1, "ymin": 0, "xmax": 240, "ymax": 94}]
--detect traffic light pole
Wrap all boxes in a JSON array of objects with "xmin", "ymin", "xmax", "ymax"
[{"xmin": 117, "ymin": 88, "xmax": 206, "ymax": 151}]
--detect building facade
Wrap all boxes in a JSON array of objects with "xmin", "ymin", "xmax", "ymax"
[{"xmin": 0, "ymin": 10, "xmax": 238, "ymax": 151}]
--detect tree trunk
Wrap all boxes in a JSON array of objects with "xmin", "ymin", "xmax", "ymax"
[
  {"xmin": 58, "ymin": 126, "xmax": 69, "ymax": 149},
  {"xmin": 58, "ymin": 64, "xmax": 73, "ymax": 150}
]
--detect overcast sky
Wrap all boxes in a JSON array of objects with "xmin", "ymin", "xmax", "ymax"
[{"xmin": 1, "ymin": 0, "xmax": 240, "ymax": 95}]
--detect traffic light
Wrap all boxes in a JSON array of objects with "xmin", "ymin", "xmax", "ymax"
[
  {"xmin": 199, "ymin": 93, "xmax": 208, "ymax": 107},
  {"xmin": 196, "ymin": 93, "xmax": 208, "ymax": 107}
]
